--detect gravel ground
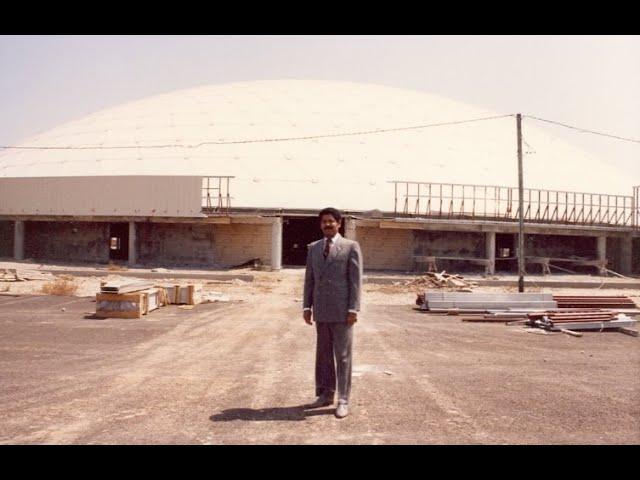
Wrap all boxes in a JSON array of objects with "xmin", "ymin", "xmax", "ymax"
[{"xmin": 0, "ymin": 268, "xmax": 638, "ymax": 444}]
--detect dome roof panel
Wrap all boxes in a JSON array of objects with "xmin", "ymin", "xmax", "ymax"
[{"xmin": 0, "ymin": 80, "xmax": 632, "ymax": 211}]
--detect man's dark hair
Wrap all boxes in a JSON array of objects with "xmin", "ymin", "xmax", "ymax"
[{"xmin": 318, "ymin": 207, "xmax": 342, "ymax": 223}]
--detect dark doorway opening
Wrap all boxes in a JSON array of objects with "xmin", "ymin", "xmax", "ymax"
[
  {"xmin": 495, "ymin": 233, "xmax": 516, "ymax": 272},
  {"xmin": 282, "ymin": 216, "xmax": 345, "ymax": 266},
  {"xmin": 0, "ymin": 221, "xmax": 13, "ymax": 257},
  {"xmin": 109, "ymin": 223, "xmax": 129, "ymax": 261}
]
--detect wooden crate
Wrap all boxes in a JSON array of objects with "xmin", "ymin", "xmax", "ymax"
[
  {"xmin": 95, "ymin": 288, "xmax": 165, "ymax": 319},
  {"xmin": 155, "ymin": 284, "xmax": 202, "ymax": 305},
  {"xmin": 96, "ymin": 291, "xmax": 146, "ymax": 318}
]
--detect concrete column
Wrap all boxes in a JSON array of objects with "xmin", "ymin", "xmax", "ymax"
[
  {"xmin": 128, "ymin": 221, "xmax": 137, "ymax": 265},
  {"xmin": 620, "ymin": 235, "xmax": 632, "ymax": 275},
  {"xmin": 344, "ymin": 216, "xmax": 357, "ymax": 241},
  {"xmin": 270, "ymin": 217, "xmax": 282, "ymax": 271},
  {"xmin": 13, "ymin": 220, "xmax": 24, "ymax": 260},
  {"xmin": 485, "ymin": 231, "xmax": 496, "ymax": 275},
  {"xmin": 597, "ymin": 236, "xmax": 607, "ymax": 261},
  {"xmin": 597, "ymin": 236, "xmax": 607, "ymax": 275}
]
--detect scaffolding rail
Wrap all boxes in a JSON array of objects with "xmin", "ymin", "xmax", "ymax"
[
  {"xmin": 202, "ymin": 176, "xmax": 234, "ymax": 213},
  {"xmin": 635, "ymin": 185, "xmax": 640, "ymax": 229},
  {"xmin": 391, "ymin": 181, "xmax": 638, "ymax": 228}
]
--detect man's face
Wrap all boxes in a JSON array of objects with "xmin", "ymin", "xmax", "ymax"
[{"xmin": 320, "ymin": 214, "xmax": 341, "ymax": 238}]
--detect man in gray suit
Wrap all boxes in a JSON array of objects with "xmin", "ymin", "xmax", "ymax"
[{"xmin": 303, "ymin": 207, "xmax": 363, "ymax": 419}]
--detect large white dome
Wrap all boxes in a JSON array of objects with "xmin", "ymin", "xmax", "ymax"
[{"xmin": 0, "ymin": 80, "xmax": 632, "ymax": 211}]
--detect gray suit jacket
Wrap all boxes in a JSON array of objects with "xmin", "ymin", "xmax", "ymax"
[{"xmin": 303, "ymin": 234, "xmax": 363, "ymax": 323}]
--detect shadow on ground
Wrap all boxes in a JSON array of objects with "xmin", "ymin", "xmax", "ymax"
[{"xmin": 210, "ymin": 405, "xmax": 335, "ymax": 422}]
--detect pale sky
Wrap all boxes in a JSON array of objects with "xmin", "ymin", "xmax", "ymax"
[{"xmin": 1, "ymin": 35, "xmax": 638, "ymax": 174}]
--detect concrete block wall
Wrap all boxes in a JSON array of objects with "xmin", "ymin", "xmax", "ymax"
[
  {"xmin": 526, "ymin": 234, "xmax": 597, "ymax": 259},
  {"xmin": 359, "ymin": 227, "xmax": 489, "ymax": 272},
  {"xmin": 413, "ymin": 230, "xmax": 484, "ymax": 257},
  {"xmin": 0, "ymin": 221, "xmax": 13, "ymax": 257},
  {"xmin": 413, "ymin": 230, "xmax": 486, "ymax": 272},
  {"xmin": 212, "ymin": 223, "xmax": 272, "ymax": 268},
  {"xmin": 136, "ymin": 222, "xmax": 272, "ymax": 268},
  {"xmin": 357, "ymin": 227, "xmax": 413, "ymax": 271},
  {"xmin": 137, "ymin": 223, "xmax": 217, "ymax": 266},
  {"xmin": 24, "ymin": 221, "xmax": 110, "ymax": 263},
  {"xmin": 606, "ymin": 237, "xmax": 623, "ymax": 273}
]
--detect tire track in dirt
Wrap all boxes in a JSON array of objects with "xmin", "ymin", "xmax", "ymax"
[
  {"xmin": 203, "ymin": 301, "xmax": 301, "ymax": 444},
  {"xmin": 4, "ymin": 302, "xmax": 259, "ymax": 443},
  {"xmin": 212, "ymin": 307, "xmax": 330, "ymax": 444},
  {"xmin": 357, "ymin": 308, "xmax": 490, "ymax": 443}
]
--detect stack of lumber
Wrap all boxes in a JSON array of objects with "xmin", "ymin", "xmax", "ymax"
[
  {"xmin": 553, "ymin": 295, "xmax": 637, "ymax": 309},
  {"xmin": 421, "ymin": 292, "xmax": 557, "ymax": 312},
  {"xmin": 100, "ymin": 280, "xmax": 155, "ymax": 294},
  {"xmin": 96, "ymin": 287, "xmax": 166, "ymax": 319},
  {"xmin": 462, "ymin": 308, "xmax": 639, "ymax": 336},
  {"xmin": 462, "ymin": 312, "xmax": 531, "ymax": 322},
  {"xmin": 527, "ymin": 310, "xmax": 617, "ymax": 322},
  {"xmin": 527, "ymin": 311, "xmax": 637, "ymax": 336}
]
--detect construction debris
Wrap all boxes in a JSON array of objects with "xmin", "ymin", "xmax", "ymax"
[
  {"xmin": 618, "ymin": 327, "xmax": 639, "ymax": 337},
  {"xmin": 416, "ymin": 291, "xmax": 639, "ymax": 337},
  {"xmin": 418, "ymin": 292, "xmax": 638, "ymax": 312},
  {"xmin": 526, "ymin": 329, "xmax": 552, "ymax": 335},
  {"xmin": 202, "ymin": 291, "xmax": 231, "ymax": 303},
  {"xmin": 407, "ymin": 271, "xmax": 476, "ymax": 290},
  {"xmin": 231, "ymin": 258, "xmax": 262, "ymax": 269},
  {"xmin": 95, "ymin": 281, "xmax": 203, "ymax": 318},
  {"xmin": 527, "ymin": 313, "xmax": 636, "ymax": 334},
  {"xmin": 0, "ymin": 268, "xmax": 55, "ymax": 282},
  {"xmin": 560, "ymin": 329, "xmax": 583, "ymax": 337},
  {"xmin": 553, "ymin": 295, "xmax": 637, "ymax": 309}
]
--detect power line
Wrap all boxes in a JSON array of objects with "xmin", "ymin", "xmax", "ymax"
[
  {"xmin": 1, "ymin": 112, "xmax": 637, "ymax": 152},
  {"xmin": 0, "ymin": 114, "xmax": 514, "ymax": 151},
  {"xmin": 524, "ymin": 115, "xmax": 640, "ymax": 144}
]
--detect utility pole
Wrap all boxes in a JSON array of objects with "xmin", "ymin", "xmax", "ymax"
[{"xmin": 517, "ymin": 113, "xmax": 525, "ymax": 292}]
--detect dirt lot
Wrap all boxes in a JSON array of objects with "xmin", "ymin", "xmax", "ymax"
[{"xmin": 0, "ymin": 268, "xmax": 639, "ymax": 444}]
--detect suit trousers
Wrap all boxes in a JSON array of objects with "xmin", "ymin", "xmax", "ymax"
[{"xmin": 315, "ymin": 321, "xmax": 353, "ymax": 403}]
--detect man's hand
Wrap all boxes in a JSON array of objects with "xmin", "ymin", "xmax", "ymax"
[
  {"xmin": 303, "ymin": 310, "xmax": 313, "ymax": 325},
  {"xmin": 346, "ymin": 312, "xmax": 358, "ymax": 326}
]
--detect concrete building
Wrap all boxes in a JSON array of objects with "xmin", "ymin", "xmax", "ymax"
[{"xmin": 0, "ymin": 80, "xmax": 638, "ymax": 274}]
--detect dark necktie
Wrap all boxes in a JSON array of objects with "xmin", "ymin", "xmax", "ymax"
[{"xmin": 324, "ymin": 238, "xmax": 331, "ymax": 259}]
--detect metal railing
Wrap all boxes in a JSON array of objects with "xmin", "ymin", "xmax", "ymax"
[
  {"xmin": 202, "ymin": 176, "xmax": 234, "ymax": 213},
  {"xmin": 634, "ymin": 185, "xmax": 640, "ymax": 228},
  {"xmin": 391, "ymin": 181, "xmax": 637, "ymax": 228}
]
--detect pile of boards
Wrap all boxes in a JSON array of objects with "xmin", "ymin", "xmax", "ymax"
[
  {"xmin": 0, "ymin": 268, "xmax": 55, "ymax": 282},
  {"xmin": 96, "ymin": 280, "xmax": 203, "ymax": 318},
  {"xmin": 417, "ymin": 292, "xmax": 558, "ymax": 312},
  {"xmin": 553, "ymin": 295, "xmax": 637, "ymax": 309},
  {"xmin": 526, "ymin": 310, "xmax": 637, "ymax": 337},
  {"xmin": 408, "ymin": 271, "xmax": 475, "ymax": 291},
  {"xmin": 416, "ymin": 292, "xmax": 639, "ymax": 337}
]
